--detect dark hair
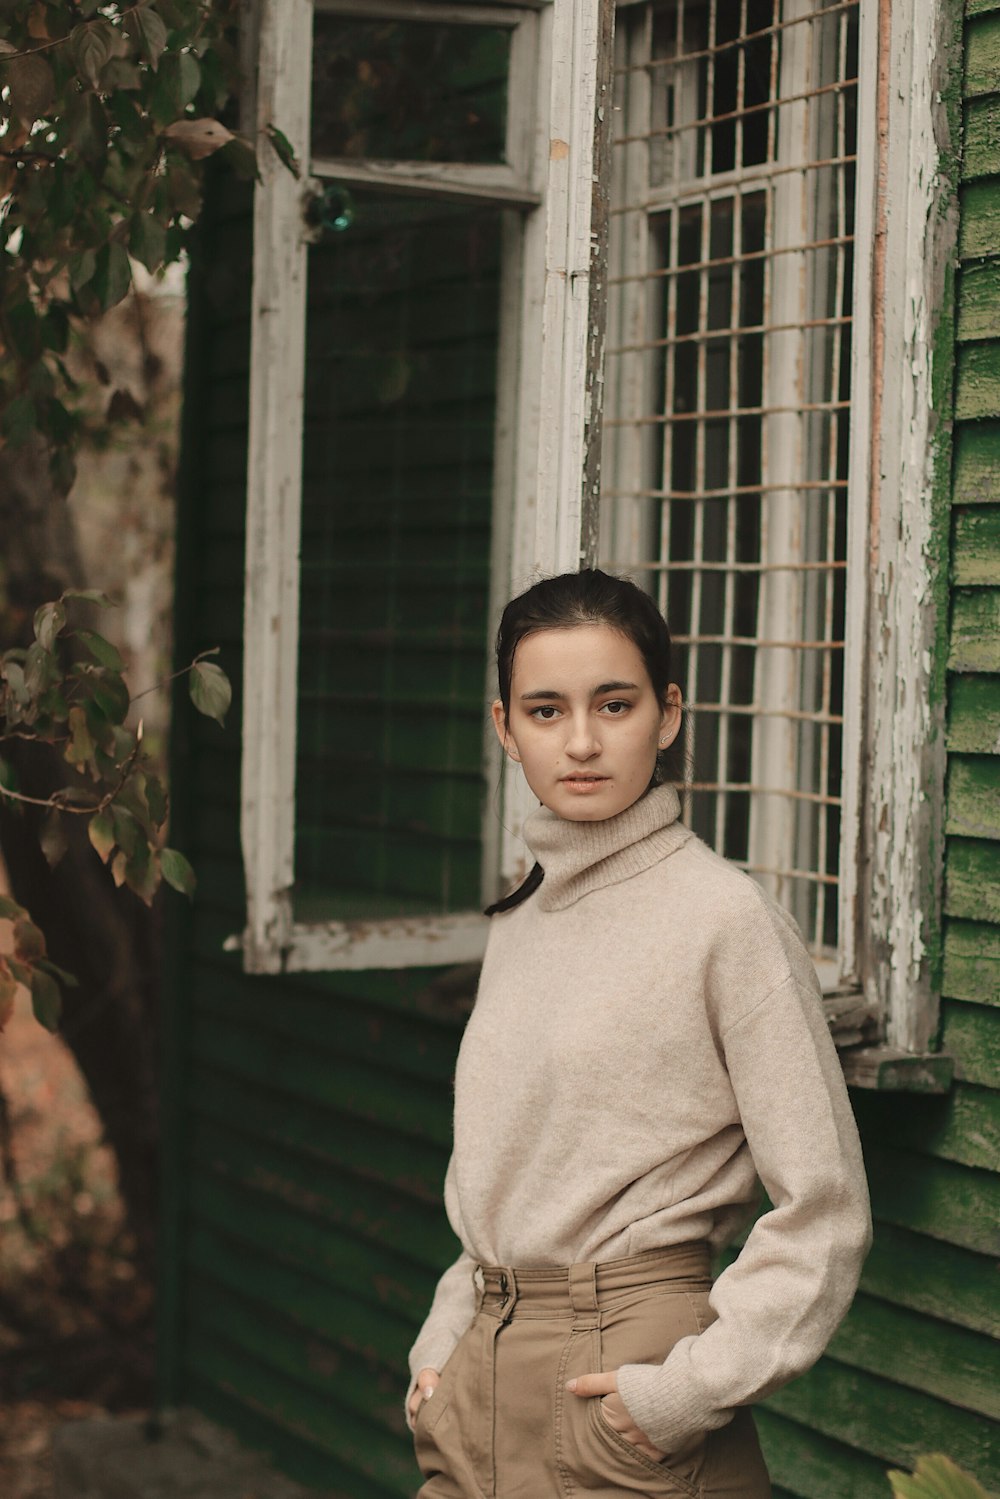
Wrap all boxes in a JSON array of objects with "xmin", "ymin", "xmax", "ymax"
[{"xmin": 485, "ymin": 568, "xmax": 683, "ymax": 916}]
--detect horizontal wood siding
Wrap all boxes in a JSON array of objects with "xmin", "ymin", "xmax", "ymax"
[
  {"xmin": 755, "ymin": 8, "xmax": 1000, "ymax": 1493},
  {"xmin": 168, "ymin": 176, "xmax": 463, "ymax": 1494}
]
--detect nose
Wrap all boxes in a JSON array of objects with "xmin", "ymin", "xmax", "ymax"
[{"xmin": 565, "ymin": 713, "xmax": 600, "ymax": 760}]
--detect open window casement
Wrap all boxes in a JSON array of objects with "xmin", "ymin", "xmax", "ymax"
[
  {"xmin": 600, "ymin": 0, "xmax": 954, "ymax": 1087},
  {"xmin": 237, "ymin": 0, "xmax": 614, "ymax": 974}
]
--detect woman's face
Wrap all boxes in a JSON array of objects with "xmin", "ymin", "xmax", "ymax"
[{"xmin": 491, "ymin": 624, "xmax": 681, "ymax": 821}]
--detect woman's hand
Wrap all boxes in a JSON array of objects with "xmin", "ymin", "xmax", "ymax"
[
  {"xmin": 565, "ymin": 1371, "xmax": 665, "ymax": 1462},
  {"xmin": 408, "ymin": 1367, "xmax": 440, "ymax": 1426}
]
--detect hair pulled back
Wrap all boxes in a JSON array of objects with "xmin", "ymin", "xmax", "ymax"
[{"xmin": 486, "ymin": 569, "xmax": 683, "ymax": 916}]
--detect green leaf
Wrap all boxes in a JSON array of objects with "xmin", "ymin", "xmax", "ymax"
[
  {"xmin": 99, "ymin": 56, "xmax": 142, "ymax": 91},
  {"xmin": 30, "ymin": 966, "xmax": 62, "ymax": 1032},
  {"xmin": 24, "ymin": 641, "xmax": 57, "ymax": 697},
  {"xmin": 189, "ymin": 659, "xmax": 231, "ymax": 726},
  {"xmin": 264, "ymin": 123, "xmax": 301, "ymax": 180},
  {"xmin": 128, "ymin": 211, "xmax": 166, "ymax": 274},
  {"xmin": 177, "ymin": 49, "xmax": 200, "ymax": 107},
  {"xmin": 160, "ymin": 846, "xmax": 196, "ymax": 898},
  {"xmin": 92, "ymin": 241, "xmax": 132, "ymax": 312},
  {"xmin": 13, "ymin": 917, "xmax": 46, "ymax": 962},
  {"xmin": 88, "ymin": 667, "xmax": 130, "ymax": 724},
  {"xmin": 111, "ymin": 804, "xmax": 142, "ymax": 858},
  {"xmin": 63, "ymin": 589, "xmax": 114, "ymax": 608},
  {"xmin": 76, "ymin": 629, "xmax": 124, "ymax": 673},
  {"xmin": 5, "ymin": 52, "xmax": 55, "ymax": 125},
  {"xmin": 88, "ymin": 808, "xmax": 115, "ymax": 863},
  {"xmin": 165, "ymin": 163, "xmax": 202, "ymax": 219},
  {"xmin": 33, "ymin": 599, "xmax": 65, "ymax": 651},
  {"xmin": 69, "ymin": 248, "xmax": 98, "ymax": 293},
  {"xmin": 0, "ymin": 895, "xmax": 25, "ymax": 920},
  {"xmin": 126, "ymin": 844, "xmax": 161, "ymax": 905},
  {"xmin": 134, "ymin": 5, "xmax": 167, "ymax": 68},
  {"xmin": 39, "ymin": 809, "xmax": 68, "ymax": 868},
  {"xmin": 70, "ymin": 20, "xmax": 115, "ymax": 90},
  {"xmin": 217, "ymin": 134, "xmax": 260, "ymax": 183},
  {"xmin": 64, "ymin": 705, "xmax": 96, "ymax": 771},
  {"xmin": 888, "ymin": 1455, "xmax": 990, "ymax": 1499},
  {"xmin": 37, "ymin": 959, "xmax": 78, "ymax": 989},
  {"xmin": 3, "ymin": 659, "xmax": 30, "ymax": 706},
  {"xmin": 145, "ymin": 775, "xmax": 167, "ymax": 828}
]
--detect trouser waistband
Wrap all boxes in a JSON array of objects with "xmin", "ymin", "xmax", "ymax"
[{"xmin": 476, "ymin": 1241, "xmax": 711, "ymax": 1319}]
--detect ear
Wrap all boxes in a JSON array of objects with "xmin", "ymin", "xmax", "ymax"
[
  {"xmin": 491, "ymin": 699, "xmax": 520, "ymax": 761},
  {"xmin": 657, "ymin": 685, "xmax": 682, "ymax": 747}
]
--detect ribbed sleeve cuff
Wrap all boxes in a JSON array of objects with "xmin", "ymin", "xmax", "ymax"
[{"xmin": 616, "ymin": 1348, "xmax": 733, "ymax": 1453}]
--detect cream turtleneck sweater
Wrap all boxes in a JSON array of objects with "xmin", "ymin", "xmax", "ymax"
[{"xmin": 408, "ymin": 785, "xmax": 871, "ymax": 1454}]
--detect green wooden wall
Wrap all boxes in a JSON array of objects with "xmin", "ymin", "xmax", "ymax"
[
  {"xmin": 753, "ymin": 4, "xmax": 1000, "ymax": 1492},
  {"xmin": 162, "ymin": 176, "xmax": 474, "ymax": 1497},
  {"xmin": 164, "ymin": 7, "xmax": 1000, "ymax": 1489}
]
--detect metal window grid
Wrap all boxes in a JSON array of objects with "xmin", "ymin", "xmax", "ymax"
[{"xmin": 602, "ymin": 0, "xmax": 859, "ymax": 962}]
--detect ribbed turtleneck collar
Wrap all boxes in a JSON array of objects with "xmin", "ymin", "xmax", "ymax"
[{"xmin": 522, "ymin": 784, "xmax": 692, "ymax": 911}]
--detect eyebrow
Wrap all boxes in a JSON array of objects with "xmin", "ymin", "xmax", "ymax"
[{"xmin": 519, "ymin": 681, "xmax": 641, "ymax": 701}]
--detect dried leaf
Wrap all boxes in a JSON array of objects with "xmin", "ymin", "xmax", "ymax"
[
  {"xmin": 5, "ymin": 52, "xmax": 55, "ymax": 125},
  {"xmin": 88, "ymin": 808, "xmax": 116, "ymax": 863},
  {"xmin": 40, "ymin": 808, "xmax": 68, "ymax": 868},
  {"xmin": 162, "ymin": 116, "xmax": 233, "ymax": 160}
]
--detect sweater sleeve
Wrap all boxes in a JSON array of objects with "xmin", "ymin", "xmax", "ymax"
[
  {"xmin": 616, "ymin": 971, "xmax": 872, "ymax": 1454},
  {"xmin": 404, "ymin": 1158, "xmax": 480, "ymax": 1429}
]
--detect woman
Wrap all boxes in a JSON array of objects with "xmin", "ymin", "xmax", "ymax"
[{"xmin": 406, "ymin": 570, "xmax": 871, "ymax": 1498}]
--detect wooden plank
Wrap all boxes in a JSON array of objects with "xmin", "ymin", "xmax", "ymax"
[
  {"xmin": 945, "ymin": 836, "xmax": 1000, "ymax": 920},
  {"xmin": 190, "ymin": 1015, "xmax": 453, "ymax": 1147},
  {"xmin": 828, "ymin": 1292, "xmax": 1000, "ymax": 1419},
  {"xmin": 183, "ymin": 1326, "xmax": 416, "ymax": 1497},
  {"xmin": 948, "ymin": 588, "xmax": 1000, "ymax": 671},
  {"xmin": 858, "ymin": 1221, "xmax": 1000, "ymax": 1335},
  {"xmin": 957, "ymin": 259, "xmax": 1000, "ymax": 341},
  {"xmin": 953, "ymin": 420, "xmax": 1000, "ymax": 503},
  {"xmin": 946, "ymin": 753, "xmax": 1000, "ymax": 837},
  {"xmin": 840, "ymin": 1048, "xmax": 953, "ymax": 1093},
  {"xmin": 943, "ymin": 917, "xmax": 1000, "ymax": 1002},
  {"xmin": 864, "ymin": 1141, "xmax": 1000, "ymax": 1253},
  {"xmin": 185, "ymin": 1223, "xmax": 413, "ymax": 1371},
  {"xmin": 187, "ymin": 1161, "xmax": 449, "ymax": 1306},
  {"xmin": 187, "ymin": 1378, "xmax": 403, "ymax": 1499},
  {"xmin": 188, "ymin": 1064, "xmax": 449, "ymax": 1205},
  {"xmin": 964, "ymin": 10, "xmax": 1000, "ymax": 97},
  {"xmin": 956, "ymin": 342, "xmax": 1000, "ymax": 419},
  {"xmin": 764, "ymin": 1358, "xmax": 1000, "ymax": 1485},
  {"xmin": 941, "ymin": 995, "xmax": 1000, "ymax": 1086},
  {"xmin": 947, "ymin": 673, "xmax": 1000, "ymax": 752},
  {"xmin": 852, "ymin": 1079, "xmax": 1000, "ymax": 1171},
  {"xmin": 753, "ymin": 1408, "xmax": 892, "ymax": 1499},
  {"xmin": 959, "ymin": 180, "xmax": 1000, "ymax": 260},
  {"xmin": 962, "ymin": 95, "xmax": 1000, "ymax": 179},
  {"xmin": 953, "ymin": 505, "xmax": 1000, "ymax": 582}
]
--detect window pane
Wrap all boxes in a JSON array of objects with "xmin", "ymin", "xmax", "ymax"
[
  {"xmin": 295, "ymin": 192, "xmax": 501, "ymax": 922},
  {"xmin": 604, "ymin": 0, "xmax": 859, "ymax": 962},
  {"xmin": 311, "ymin": 15, "xmax": 510, "ymax": 163}
]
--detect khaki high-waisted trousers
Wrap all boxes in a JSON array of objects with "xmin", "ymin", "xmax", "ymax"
[{"xmin": 414, "ymin": 1243, "xmax": 771, "ymax": 1499}]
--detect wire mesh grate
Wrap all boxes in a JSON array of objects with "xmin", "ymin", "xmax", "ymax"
[{"xmin": 602, "ymin": 0, "xmax": 859, "ymax": 960}]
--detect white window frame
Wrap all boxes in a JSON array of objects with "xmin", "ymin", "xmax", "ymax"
[
  {"xmin": 236, "ymin": 0, "xmax": 954, "ymax": 1082},
  {"xmin": 602, "ymin": 0, "xmax": 953, "ymax": 1072},
  {"xmin": 236, "ymin": 0, "xmax": 615, "ymax": 973}
]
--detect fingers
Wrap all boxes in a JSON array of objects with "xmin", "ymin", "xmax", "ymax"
[
  {"xmin": 565, "ymin": 1371, "xmax": 619, "ymax": 1399},
  {"xmin": 408, "ymin": 1367, "xmax": 441, "ymax": 1421}
]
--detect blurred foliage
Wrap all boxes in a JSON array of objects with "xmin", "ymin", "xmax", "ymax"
[
  {"xmin": 0, "ymin": 0, "xmax": 253, "ymax": 492},
  {"xmin": 888, "ymin": 1455, "xmax": 990, "ymax": 1499},
  {"xmin": 0, "ymin": 589, "xmax": 230, "ymax": 1033}
]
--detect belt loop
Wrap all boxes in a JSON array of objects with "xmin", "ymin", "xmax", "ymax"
[
  {"xmin": 499, "ymin": 1265, "xmax": 518, "ymax": 1323},
  {"xmin": 569, "ymin": 1261, "xmax": 599, "ymax": 1322}
]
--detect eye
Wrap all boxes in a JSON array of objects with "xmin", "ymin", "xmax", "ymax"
[
  {"xmin": 599, "ymin": 700, "xmax": 632, "ymax": 715},
  {"xmin": 528, "ymin": 704, "xmax": 561, "ymax": 720}
]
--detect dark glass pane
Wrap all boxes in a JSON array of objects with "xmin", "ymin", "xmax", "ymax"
[
  {"xmin": 311, "ymin": 16, "xmax": 509, "ymax": 163},
  {"xmin": 294, "ymin": 192, "xmax": 500, "ymax": 921}
]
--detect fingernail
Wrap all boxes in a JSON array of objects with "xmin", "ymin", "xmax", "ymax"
[
  {"xmin": 422, "ymin": 1387, "xmax": 434, "ymax": 1400},
  {"xmin": 565, "ymin": 1379, "xmax": 577, "ymax": 1391}
]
